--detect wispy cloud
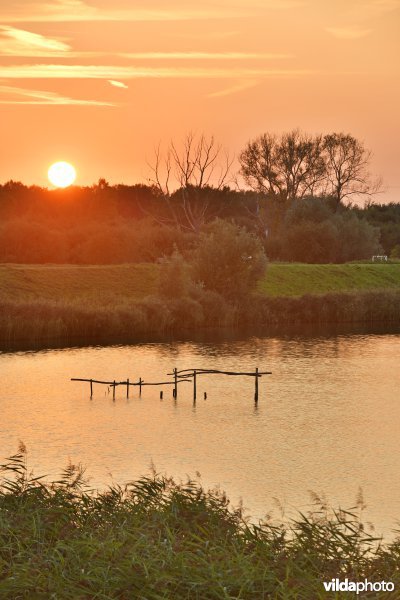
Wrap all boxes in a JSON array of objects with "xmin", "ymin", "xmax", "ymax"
[
  {"xmin": 171, "ymin": 30, "xmax": 241, "ymax": 40},
  {"xmin": 0, "ymin": 25, "xmax": 71, "ymax": 56},
  {"xmin": 0, "ymin": 0, "xmax": 306, "ymax": 23},
  {"xmin": 0, "ymin": 84, "xmax": 113, "ymax": 106},
  {"xmin": 0, "ymin": 64, "xmax": 311, "ymax": 80},
  {"xmin": 0, "ymin": 29, "xmax": 293, "ymax": 60},
  {"xmin": 108, "ymin": 80, "xmax": 128, "ymax": 89},
  {"xmin": 207, "ymin": 79, "xmax": 260, "ymax": 98},
  {"xmin": 211, "ymin": 0, "xmax": 306, "ymax": 8},
  {"xmin": 119, "ymin": 52, "xmax": 293, "ymax": 60},
  {"xmin": 326, "ymin": 26, "xmax": 372, "ymax": 39}
]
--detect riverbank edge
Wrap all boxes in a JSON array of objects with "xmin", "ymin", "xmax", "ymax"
[{"xmin": 1, "ymin": 288, "xmax": 399, "ymax": 349}]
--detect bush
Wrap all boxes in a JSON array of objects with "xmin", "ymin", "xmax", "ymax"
[
  {"xmin": 166, "ymin": 297, "xmax": 204, "ymax": 328},
  {"xmin": 279, "ymin": 212, "xmax": 382, "ymax": 263},
  {"xmin": 191, "ymin": 220, "xmax": 267, "ymax": 301},
  {"xmin": 284, "ymin": 196, "xmax": 335, "ymax": 225},
  {"xmin": 191, "ymin": 288, "xmax": 234, "ymax": 326},
  {"xmin": 333, "ymin": 213, "xmax": 382, "ymax": 262},
  {"xmin": 282, "ymin": 220, "xmax": 339, "ymax": 263},
  {"xmin": 158, "ymin": 249, "xmax": 193, "ymax": 299}
]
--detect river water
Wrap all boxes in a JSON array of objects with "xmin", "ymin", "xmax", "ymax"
[{"xmin": 2, "ymin": 326, "xmax": 400, "ymax": 538}]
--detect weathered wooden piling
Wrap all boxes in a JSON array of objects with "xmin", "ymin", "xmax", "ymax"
[
  {"xmin": 254, "ymin": 367, "xmax": 259, "ymax": 402},
  {"xmin": 72, "ymin": 367, "xmax": 271, "ymax": 402},
  {"xmin": 193, "ymin": 369, "xmax": 197, "ymax": 401}
]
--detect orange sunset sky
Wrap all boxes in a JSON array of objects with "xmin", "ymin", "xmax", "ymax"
[{"xmin": 0, "ymin": 0, "xmax": 399, "ymax": 201}]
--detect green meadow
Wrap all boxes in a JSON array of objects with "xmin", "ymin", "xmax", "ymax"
[
  {"xmin": 259, "ymin": 262, "xmax": 400, "ymax": 297},
  {"xmin": 2, "ymin": 262, "xmax": 400, "ymax": 304}
]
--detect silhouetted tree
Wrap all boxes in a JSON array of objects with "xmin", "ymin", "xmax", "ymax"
[
  {"xmin": 148, "ymin": 133, "xmax": 233, "ymax": 232},
  {"xmin": 239, "ymin": 130, "xmax": 326, "ymax": 201},
  {"xmin": 240, "ymin": 130, "xmax": 383, "ymax": 207},
  {"xmin": 323, "ymin": 133, "xmax": 382, "ymax": 204}
]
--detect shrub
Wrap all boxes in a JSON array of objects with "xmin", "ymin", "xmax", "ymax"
[
  {"xmin": 282, "ymin": 220, "xmax": 339, "ymax": 263},
  {"xmin": 158, "ymin": 249, "xmax": 193, "ymax": 299},
  {"xmin": 333, "ymin": 213, "xmax": 382, "ymax": 262},
  {"xmin": 191, "ymin": 219, "xmax": 267, "ymax": 301}
]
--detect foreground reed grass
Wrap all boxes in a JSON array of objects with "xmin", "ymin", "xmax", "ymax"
[{"xmin": 1, "ymin": 445, "xmax": 400, "ymax": 598}]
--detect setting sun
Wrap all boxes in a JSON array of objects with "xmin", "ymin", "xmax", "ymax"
[{"xmin": 48, "ymin": 161, "xmax": 76, "ymax": 188}]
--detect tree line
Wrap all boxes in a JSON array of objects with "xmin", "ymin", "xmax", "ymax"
[
  {"xmin": 240, "ymin": 130, "xmax": 381, "ymax": 204},
  {"xmin": 0, "ymin": 130, "xmax": 398, "ymax": 264}
]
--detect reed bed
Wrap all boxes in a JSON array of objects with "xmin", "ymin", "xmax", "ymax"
[
  {"xmin": 1, "ymin": 288, "xmax": 400, "ymax": 347},
  {"xmin": 1, "ymin": 444, "xmax": 399, "ymax": 599}
]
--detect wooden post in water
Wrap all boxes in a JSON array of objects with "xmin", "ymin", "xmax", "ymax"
[
  {"xmin": 139, "ymin": 377, "xmax": 142, "ymax": 397},
  {"xmin": 113, "ymin": 380, "xmax": 116, "ymax": 401},
  {"xmin": 193, "ymin": 369, "xmax": 197, "ymax": 402},
  {"xmin": 126, "ymin": 378, "xmax": 129, "ymax": 399},
  {"xmin": 90, "ymin": 379, "xmax": 93, "ymax": 398},
  {"xmin": 254, "ymin": 367, "xmax": 259, "ymax": 402},
  {"xmin": 173, "ymin": 368, "xmax": 177, "ymax": 398}
]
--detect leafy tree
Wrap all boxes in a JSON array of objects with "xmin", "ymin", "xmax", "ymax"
[{"xmin": 191, "ymin": 219, "xmax": 267, "ymax": 300}]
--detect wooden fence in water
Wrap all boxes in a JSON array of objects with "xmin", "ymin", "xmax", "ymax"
[{"xmin": 71, "ymin": 367, "xmax": 271, "ymax": 403}]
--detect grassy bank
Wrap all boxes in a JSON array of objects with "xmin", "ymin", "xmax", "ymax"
[
  {"xmin": 0, "ymin": 264, "xmax": 157, "ymax": 303},
  {"xmin": 1, "ymin": 262, "xmax": 400, "ymax": 302},
  {"xmin": 1, "ymin": 446, "xmax": 399, "ymax": 599},
  {"xmin": 1, "ymin": 263, "xmax": 400, "ymax": 347},
  {"xmin": 259, "ymin": 262, "xmax": 400, "ymax": 297}
]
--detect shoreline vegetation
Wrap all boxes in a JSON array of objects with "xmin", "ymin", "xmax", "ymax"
[
  {"xmin": 1, "ymin": 445, "xmax": 399, "ymax": 598},
  {"xmin": 1, "ymin": 262, "xmax": 400, "ymax": 348}
]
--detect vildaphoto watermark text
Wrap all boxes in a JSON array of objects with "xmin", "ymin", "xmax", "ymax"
[{"xmin": 323, "ymin": 579, "xmax": 395, "ymax": 594}]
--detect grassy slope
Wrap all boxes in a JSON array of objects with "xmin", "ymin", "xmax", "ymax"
[
  {"xmin": 0, "ymin": 263, "xmax": 158, "ymax": 303},
  {"xmin": 1, "ymin": 262, "xmax": 400, "ymax": 303},
  {"xmin": 259, "ymin": 262, "xmax": 400, "ymax": 297}
]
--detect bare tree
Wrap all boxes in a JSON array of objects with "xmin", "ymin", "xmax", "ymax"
[
  {"xmin": 239, "ymin": 129, "xmax": 326, "ymax": 201},
  {"xmin": 323, "ymin": 133, "xmax": 382, "ymax": 204},
  {"xmin": 147, "ymin": 133, "xmax": 233, "ymax": 232}
]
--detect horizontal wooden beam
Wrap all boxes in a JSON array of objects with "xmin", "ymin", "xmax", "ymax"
[
  {"xmin": 71, "ymin": 378, "xmax": 191, "ymax": 387},
  {"xmin": 168, "ymin": 369, "xmax": 271, "ymax": 377}
]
